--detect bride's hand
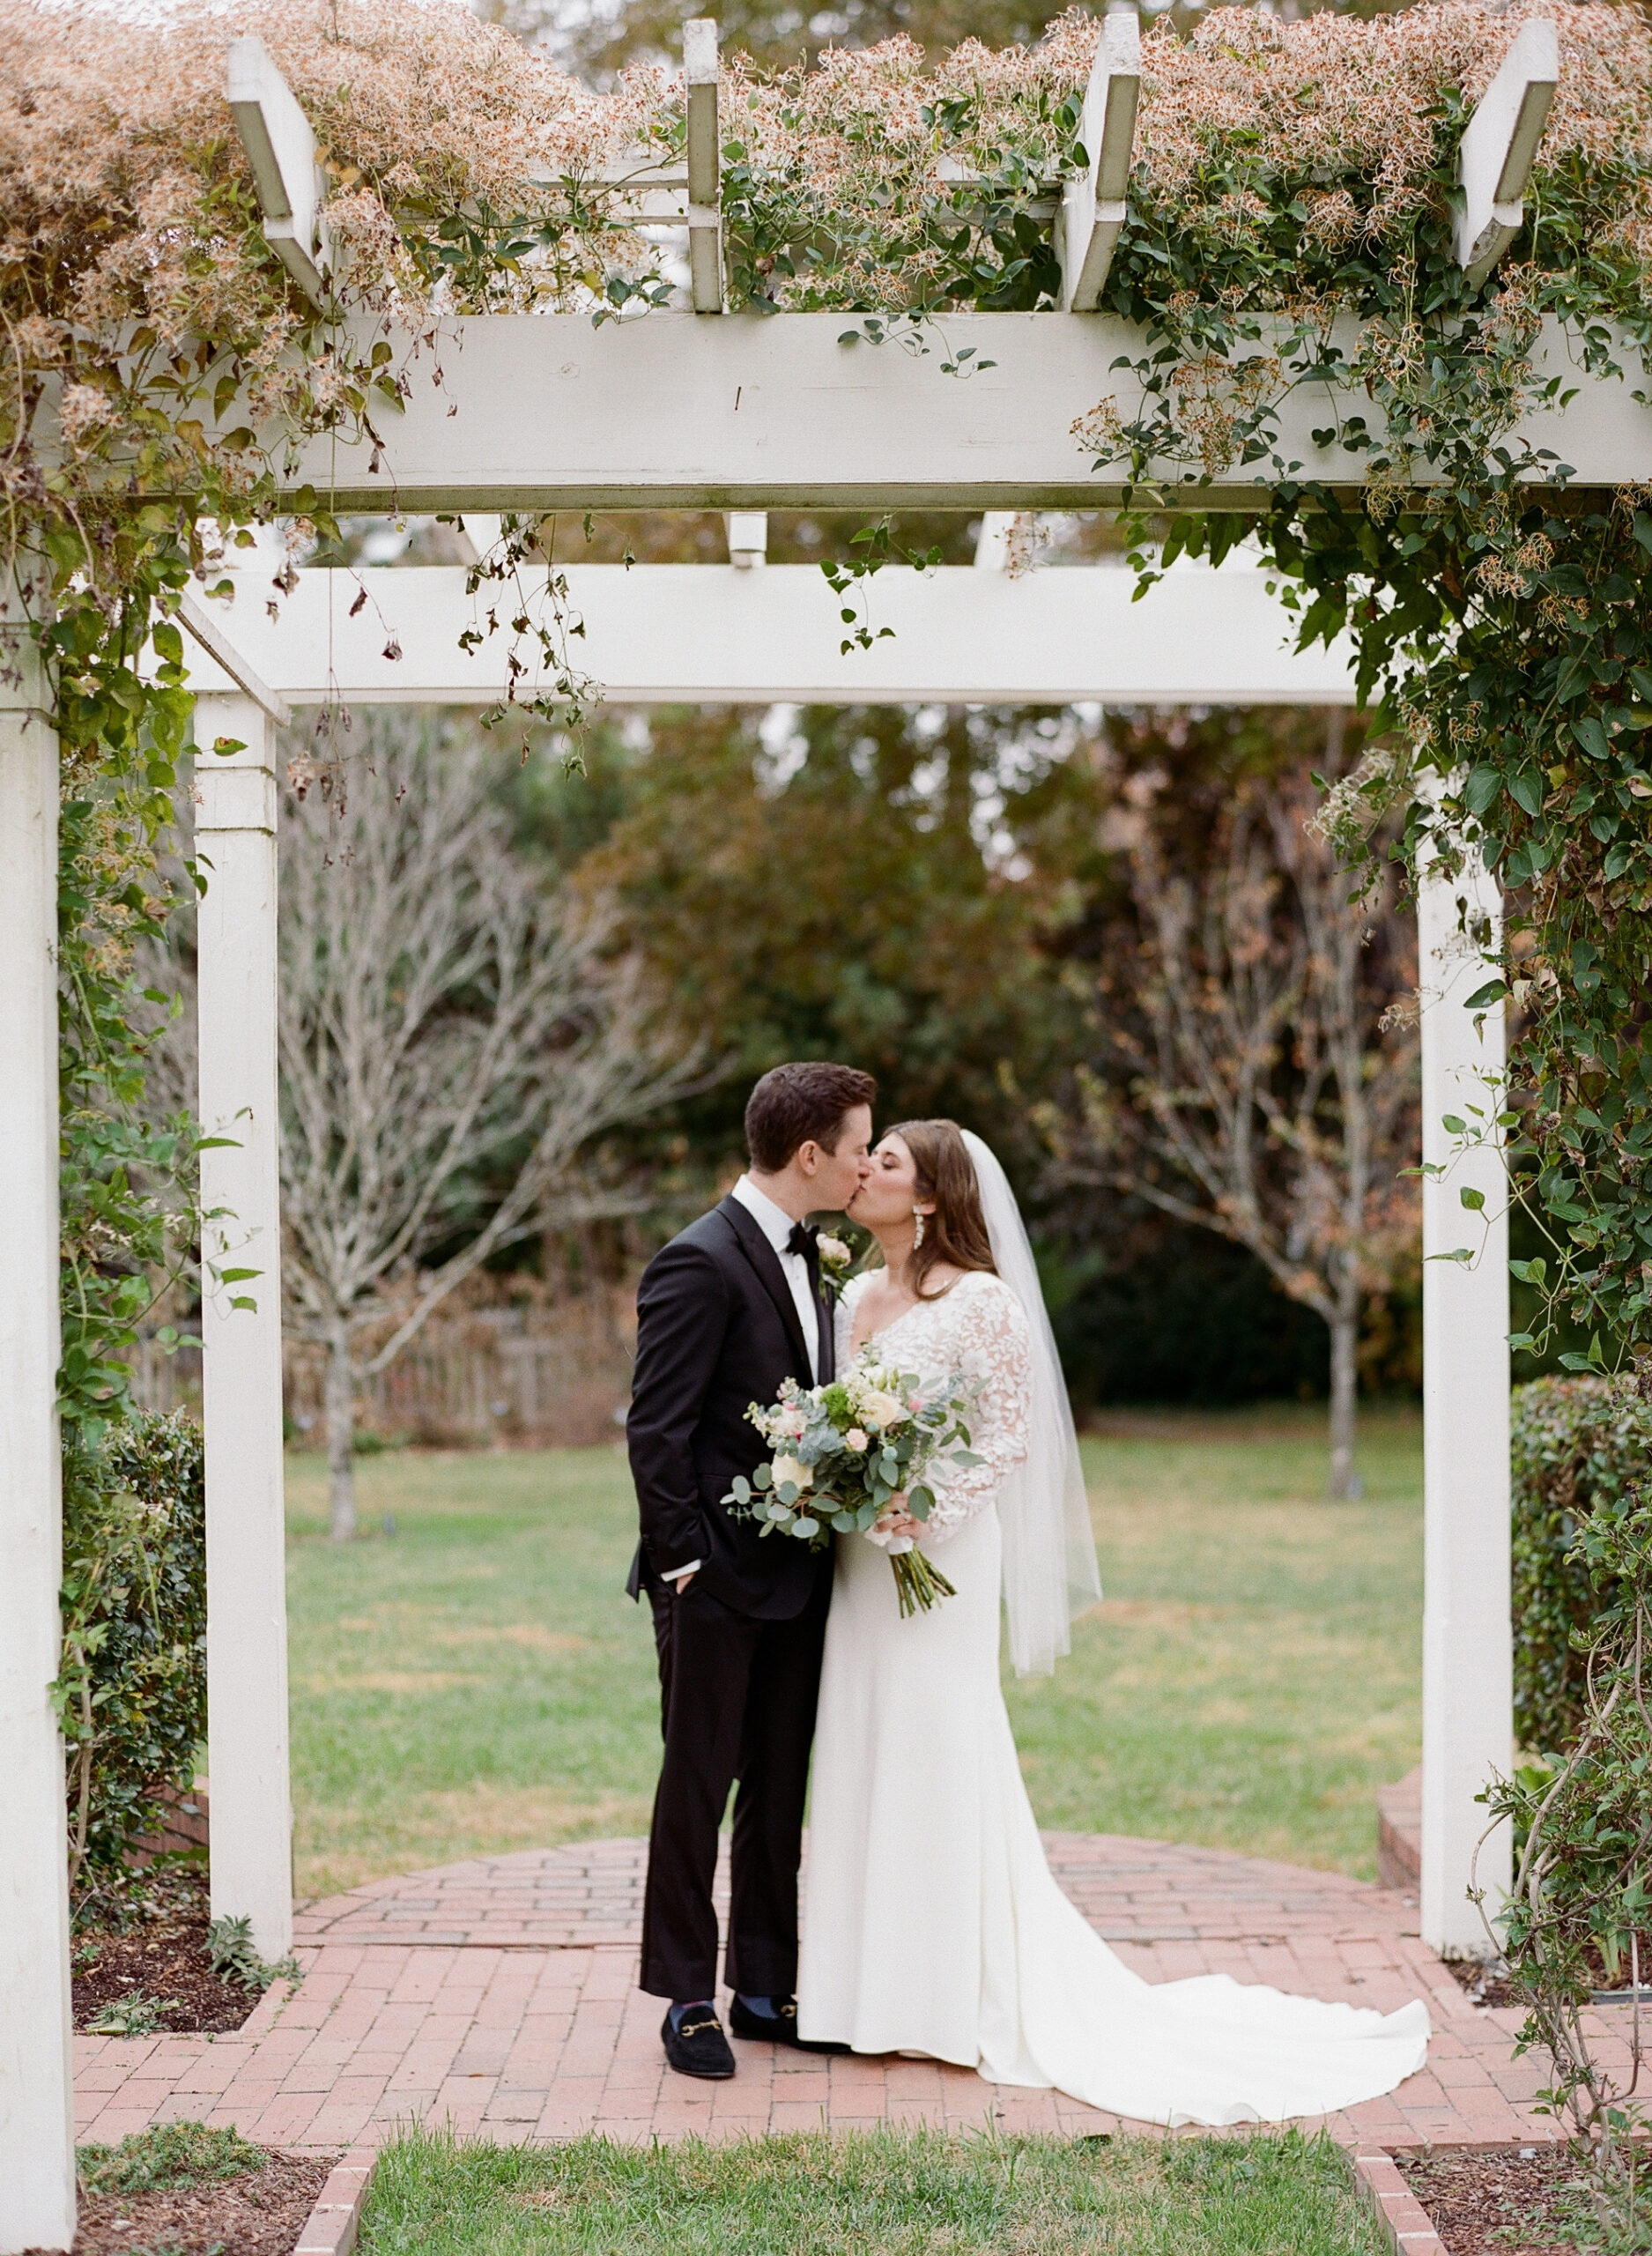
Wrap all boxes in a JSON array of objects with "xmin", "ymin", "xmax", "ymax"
[{"xmin": 875, "ymin": 1495, "xmax": 922, "ymax": 1542}]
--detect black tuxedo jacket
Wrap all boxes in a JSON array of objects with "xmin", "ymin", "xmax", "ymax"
[{"xmin": 626, "ymin": 1194, "xmax": 835, "ymax": 1620}]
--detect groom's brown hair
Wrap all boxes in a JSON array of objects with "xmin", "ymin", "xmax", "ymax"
[{"xmin": 745, "ymin": 1061, "xmax": 877, "ymax": 1173}]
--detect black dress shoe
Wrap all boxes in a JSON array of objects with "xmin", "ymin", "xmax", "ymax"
[
  {"xmin": 662, "ymin": 2007, "xmax": 736, "ymax": 2079},
  {"xmin": 729, "ymin": 1994, "xmax": 850, "ymax": 2054}
]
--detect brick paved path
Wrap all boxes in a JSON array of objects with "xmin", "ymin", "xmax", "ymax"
[{"xmin": 76, "ymin": 1832, "xmax": 1633, "ymax": 2153}]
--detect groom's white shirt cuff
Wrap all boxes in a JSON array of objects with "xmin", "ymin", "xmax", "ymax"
[{"xmin": 662, "ymin": 1561, "xmax": 700, "ymax": 1584}]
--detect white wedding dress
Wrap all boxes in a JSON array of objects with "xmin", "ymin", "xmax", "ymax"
[{"xmin": 795, "ymin": 1266, "xmax": 1430, "ymax": 2126}]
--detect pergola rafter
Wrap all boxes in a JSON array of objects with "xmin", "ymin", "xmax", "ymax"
[{"xmin": 224, "ymin": 20, "xmax": 1603, "ymax": 514}]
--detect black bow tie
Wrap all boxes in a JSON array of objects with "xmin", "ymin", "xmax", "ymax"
[{"xmin": 786, "ymin": 1221, "xmax": 819, "ymax": 1259}]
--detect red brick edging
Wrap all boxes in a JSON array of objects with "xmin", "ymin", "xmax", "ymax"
[
  {"xmin": 1353, "ymin": 2148, "xmax": 1448, "ymax": 2256},
  {"xmin": 293, "ymin": 2144, "xmax": 377, "ymax": 2256}
]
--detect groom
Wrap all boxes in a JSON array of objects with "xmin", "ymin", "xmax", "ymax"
[{"xmin": 626, "ymin": 1061, "xmax": 876, "ymax": 2078}]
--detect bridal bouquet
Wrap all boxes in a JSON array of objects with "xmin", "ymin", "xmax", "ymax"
[{"xmin": 722, "ymin": 1352, "xmax": 981, "ymax": 1616}]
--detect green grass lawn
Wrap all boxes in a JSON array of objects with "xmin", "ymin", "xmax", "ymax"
[
  {"xmin": 357, "ymin": 2126, "xmax": 1389, "ymax": 2256},
  {"xmin": 284, "ymin": 1405, "xmax": 1422, "ymax": 1901}
]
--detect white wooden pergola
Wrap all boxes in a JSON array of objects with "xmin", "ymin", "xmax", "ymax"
[
  {"xmin": 168, "ymin": 531, "xmax": 1372, "ymax": 1978},
  {"xmin": 0, "ymin": 15, "xmax": 1626, "ymax": 2243}
]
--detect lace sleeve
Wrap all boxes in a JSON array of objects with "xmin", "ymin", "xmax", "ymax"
[{"xmin": 920, "ymin": 1276, "xmax": 1032, "ymax": 1543}]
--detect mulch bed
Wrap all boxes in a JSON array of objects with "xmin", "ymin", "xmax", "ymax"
[
  {"xmin": 1396, "ymin": 2146, "xmax": 1593, "ymax": 2256},
  {"xmin": 73, "ymin": 1867, "xmax": 256, "ymax": 2037},
  {"xmin": 66, "ymin": 2148, "xmax": 334, "ymax": 2256},
  {"xmin": 1444, "ymin": 1946, "xmax": 1651, "ymax": 2015},
  {"xmin": 1444, "ymin": 1958, "xmax": 1524, "ymax": 2011}
]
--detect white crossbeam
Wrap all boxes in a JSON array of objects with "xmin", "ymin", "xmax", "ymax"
[
  {"xmin": 228, "ymin": 35, "xmax": 332, "ymax": 308},
  {"xmin": 263, "ymin": 311, "xmax": 1652, "ymax": 512},
  {"xmin": 1059, "ymin": 8, "xmax": 1140, "ymax": 313},
  {"xmin": 684, "ymin": 19, "xmax": 722, "ymax": 315},
  {"xmin": 1456, "ymin": 19, "xmax": 1558, "ymax": 291},
  {"xmin": 171, "ymin": 563, "xmax": 1359, "ymax": 706}
]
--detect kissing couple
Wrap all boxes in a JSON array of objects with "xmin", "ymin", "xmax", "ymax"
[{"xmin": 626, "ymin": 1061, "xmax": 1430, "ymax": 2125}]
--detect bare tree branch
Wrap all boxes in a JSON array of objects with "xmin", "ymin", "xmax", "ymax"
[
  {"xmin": 141, "ymin": 713, "xmax": 701, "ymax": 1539},
  {"xmin": 271, "ymin": 716, "xmax": 701, "ymax": 1535},
  {"xmin": 1048, "ymin": 720, "xmax": 1419, "ymax": 1496}
]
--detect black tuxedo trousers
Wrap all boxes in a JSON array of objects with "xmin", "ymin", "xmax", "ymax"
[
  {"xmin": 641, "ymin": 1570, "xmax": 830, "ymax": 2000},
  {"xmin": 626, "ymin": 1195, "xmax": 835, "ymax": 2001}
]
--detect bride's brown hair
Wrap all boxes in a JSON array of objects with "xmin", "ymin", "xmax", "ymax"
[{"xmin": 886, "ymin": 1119, "xmax": 998, "ymax": 1299}]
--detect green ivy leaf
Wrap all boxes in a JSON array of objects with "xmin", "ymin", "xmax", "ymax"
[
  {"xmin": 1463, "ymin": 764, "xmax": 1503, "ymax": 814},
  {"xmin": 1509, "ymin": 769, "xmax": 1545, "ymax": 816}
]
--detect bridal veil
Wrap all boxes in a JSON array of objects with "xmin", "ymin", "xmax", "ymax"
[{"xmin": 959, "ymin": 1130, "xmax": 1102, "ymax": 1674}]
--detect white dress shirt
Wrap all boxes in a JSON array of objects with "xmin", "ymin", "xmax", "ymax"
[
  {"xmin": 730, "ymin": 1174, "xmax": 821, "ymax": 1384},
  {"xmin": 660, "ymin": 1176, "xmax": 821, "ymax": 1590}
]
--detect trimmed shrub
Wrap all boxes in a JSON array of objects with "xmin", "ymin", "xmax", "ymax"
[
  {"xmin": 56, "ymin": 1411, "xmax": 207, "ymax": 1896},
  {"xmin": 1511, "ymin": 1376, "xmax": 1652, "ymax": 1753}
]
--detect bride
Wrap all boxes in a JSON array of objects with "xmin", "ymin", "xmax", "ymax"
[{"xmin": 794, "ymin": 1118, "xmax": 1430, "ymax": 2126}]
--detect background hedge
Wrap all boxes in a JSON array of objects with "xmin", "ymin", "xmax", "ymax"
[
  {"xmin": 56, "ymin": 1410, "xmax": 207, "ymax": 1896},
  {"xmin": 1511, "ymin": 1376, "xmax": 1652, "ymax": 1753}
]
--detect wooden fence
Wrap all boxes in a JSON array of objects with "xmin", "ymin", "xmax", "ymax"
[{"xmin": 129, "ymin": 1289, "xmax": 636, "ymax": 1451}]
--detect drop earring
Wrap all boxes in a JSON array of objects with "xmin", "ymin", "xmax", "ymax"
[{"xmin": 912, "ymin": 1208, "xmax": 926, "ymax": 1250}]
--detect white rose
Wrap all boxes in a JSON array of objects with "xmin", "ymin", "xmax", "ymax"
[
  {"xmin": 860, "ymin": 1391, "xmax": 905, "ymax": 1431},
  {"xmin": 844, "ymin": 1427, "xmax": 870, "ymax": 1453},
  {"xmin": 771, "ymin": 1453, "xmax": 812, "ymax": 1494},
  {"xmin": 817, "ymin": 1235, "xmax": 850, "ymax": 1266}
]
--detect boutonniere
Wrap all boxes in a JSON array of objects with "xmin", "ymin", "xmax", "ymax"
[{"xmin": 815, "ymin": 1234, "xmax": 853, "ymax": 1301}]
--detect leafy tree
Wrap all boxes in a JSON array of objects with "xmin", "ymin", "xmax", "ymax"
[
  {"xmin": 507, "ymin": 698, "xmax": 1423, "ymax": 1426},
  {"xmin": 569, "ymin": 701, "xmax": 1094, "ymax": 1184}
]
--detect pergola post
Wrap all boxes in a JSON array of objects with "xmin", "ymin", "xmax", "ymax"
[
  {"xmin": 195, "ymin": 692, "xmax": 293, "ymax": 1960},
  {"xmin": 1419, "ymin": 842, "xmax": 1513, "ymax": 1957},
  {"xmin": 0, "ymin": 605, "xmax": 76, "ymax": 2253}
]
